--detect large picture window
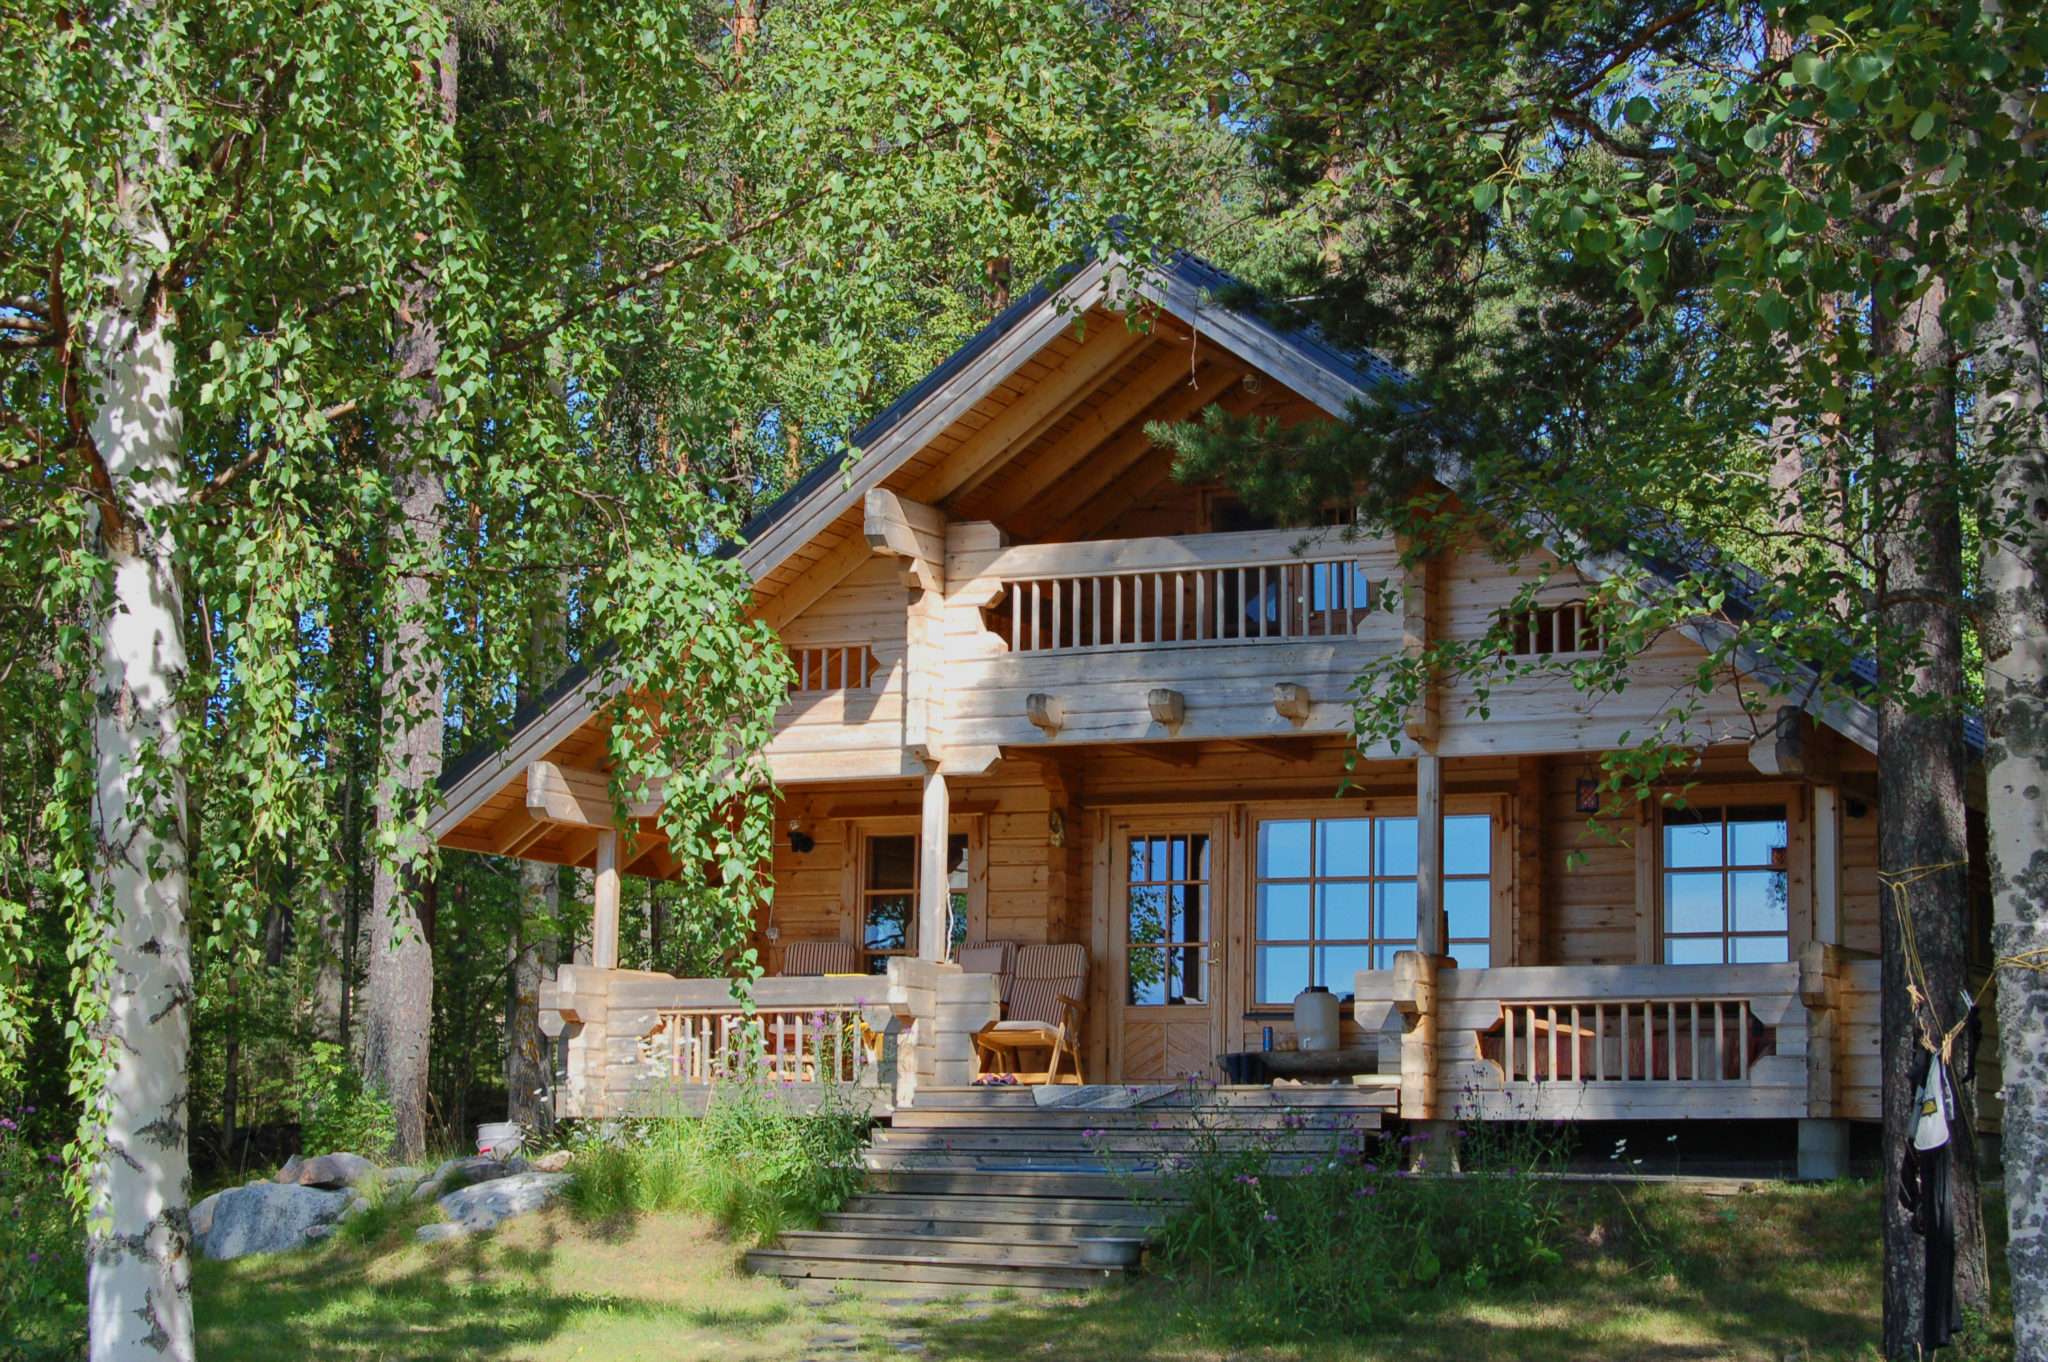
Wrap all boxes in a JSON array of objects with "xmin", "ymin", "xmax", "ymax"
[
  {"xmin": 1252, "ymin": 813, "xmax": 1492, "ymax": 1005},
  {"xmin": 861, "ymin": 832, "xmax": 969, "ymax": 973},
  {"xmin": 1661, "ymin": 804, "xmax": 1789, "ymax": 964}
]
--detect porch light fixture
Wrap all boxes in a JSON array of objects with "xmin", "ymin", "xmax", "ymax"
[
  {"xmin": 1576, "ymin": 778, "xmax": 1601, "ymax": 814},
  {"xmin": 788, "ymin": 821, "xmax": 815, "ymax": 855}
]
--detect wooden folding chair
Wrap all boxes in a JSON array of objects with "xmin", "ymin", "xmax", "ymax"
[{"xmin": 972, "ymin": 943, "xmax": 1088, "ymax": 1085}]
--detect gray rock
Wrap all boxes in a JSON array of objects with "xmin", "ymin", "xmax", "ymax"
[
  {"xmin": 195, "ymin": 1183, "xmax": 353, "ymax": 1260},
  {"xmin": 345, "ymin": 1197, "xmax": 371, "ymax": 1220},
  {"xmin": 191, "ymin": 1191, "xmax": 219, "ymax": 1240},
  {"xmin": 274, "ymin": 1154, "xmax": 303, "ymax": 1184},
  {"xmin": 435, "ymin": 1171, "xmax": 569, "ymax": 1234},
  {"xmin": 412, "ymin": 1154, "xmax": 527, "ymax": 1202},
  {"xmin": 529, "ymin": 1150, "xmax": 572, "ymax": 1174},
  {"xmin": 288, "ymin": 1152, "xmax": 377, "ymax": 1190},
  {"xmin": 381, "ymin": 1164, "xmax": 423, "ymax": 1189},
  {"xmin": 415, "ymin": 1221, "xmax": 467, "ymax": 1243}
]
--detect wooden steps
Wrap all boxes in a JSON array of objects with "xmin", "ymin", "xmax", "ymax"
[{"xmin": 744, "ymin": 1085, "xmax": 1384, "ymax": 1294}]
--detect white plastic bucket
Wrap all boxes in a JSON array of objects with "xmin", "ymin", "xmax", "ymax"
[{"xmin": 476, "ymin": 1121, "xmax": 523, "ymax": 1158}]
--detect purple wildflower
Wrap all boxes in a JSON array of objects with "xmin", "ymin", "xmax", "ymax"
[
  {"xmin": 1233, "ymin": 1173, "xmax": 1260, "ymax": 1186},
  {"xmin": 1261, "ymin": 1212, "xmax": 1279, "ymax": 1223}
]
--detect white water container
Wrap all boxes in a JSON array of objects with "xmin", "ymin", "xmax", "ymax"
[
  {"xmin": 476, "ymin": 1121, "xmax": 523, "ymax": 1158},
  {"xmin": 1293, "ymin": 985, "xmax": 1340, "ymax": 1053}
]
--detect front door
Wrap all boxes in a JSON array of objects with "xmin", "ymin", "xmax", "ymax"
[{"xmin": 1111, "ymin": 817, "xmax": 1226, "ymax": 1082}]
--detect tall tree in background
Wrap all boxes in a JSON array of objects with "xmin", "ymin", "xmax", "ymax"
[
  {"xmin": 2, "ymin": 4, "xmax": 1192, "ymax": 1354},
  {"xmin": 1162, "ymin": 3, "xmax": 2043, "ymax": 1349}
]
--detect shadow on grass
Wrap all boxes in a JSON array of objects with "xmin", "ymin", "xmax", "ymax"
[
  {"xmin": 900, "ymin": 1183, "xmax": 1910, "ymax": 1362},
  {"xmin": 195, "ymin": 1204, "xmax": 791, "ymax": 1361}
]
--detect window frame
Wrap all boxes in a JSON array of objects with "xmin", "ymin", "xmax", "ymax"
[
  {"xmin": 1654, "ymin": 799, "xmax": 1795, "ymax": 965},
  {"xmin": 849, "ymin": 818, "xmax": 983, "ymax": 972},
  {"xmin": 1122, "ymin": 829, "xmax": 1216, "ymax": 1008},
  {"xmin": 1247, "ymin": 798, "xmax": 1504, "ymax": 1007}
]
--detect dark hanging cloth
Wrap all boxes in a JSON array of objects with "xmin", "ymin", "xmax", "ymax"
[{"xmin": 1897, "ymin": 1046, "xmax": 1962, "ymax": 1352}]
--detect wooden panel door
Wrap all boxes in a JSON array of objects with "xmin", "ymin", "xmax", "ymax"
[{"xmin": 1111, "ymin": 817, "xmax": 1227, "ymax": 1083}]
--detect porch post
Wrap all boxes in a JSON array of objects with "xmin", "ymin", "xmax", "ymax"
[
  {"xmin": 1416, "ymin": 750, "xmax": 1445, "ymax": 958},
  {"xmin": 1812, "ymin": 785, "xmax": 1842, "ymax": 946},
  {"xmin": 591, "ymin": 828, "xmax": 621, "ymax": 971},
  {"xmin": 919, "ymin": 768, "xmax": 950, "ymax": 960}
]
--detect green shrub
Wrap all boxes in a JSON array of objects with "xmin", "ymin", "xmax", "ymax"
[
  {"xmin": 294, "ymin": 1041, "xmax": 396, "ymax": 1157},
  {"xmin": 565, "ymin": 1079, "xmax": 869, "ymax": 1242},
  {"xmin": 1129, "ymin": 1107, "xmax": 1564, "ymax": 1339},
  {"xmin": 0, "ymin": 1101, "xmax": 86, "ymax": 1360}
]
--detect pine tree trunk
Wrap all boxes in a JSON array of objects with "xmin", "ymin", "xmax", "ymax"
[
  {"xmin": 1872, "ymin": 253, "xmax": 1989, "ymax": 1357},
  {"xmin": 365, "ymin": 26, "xmax": 456, "ymax": 1163},
  {"xmin": 81, "ymin": 96, "xmax": 197, "ymax": 1360},
  {"xmin": 1973, "ymin": 16, "xmax": 2048, "ymax": 1338}
]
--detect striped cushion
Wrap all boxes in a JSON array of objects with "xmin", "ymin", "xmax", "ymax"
[
  {"xmin": 1006, "ymin": 943, "xmax": 1087, "ymax": 1026},
  {"xmin": 956, "ymin": 941, "xmax": 1015, "ymax": 995},
  {"xmin": 781, "ymin": 940, "xmax": 858, "ymax": 977}
]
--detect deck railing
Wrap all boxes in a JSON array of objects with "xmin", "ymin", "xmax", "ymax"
[
  {"xmin": 641, "ymin": 1004, "xmax": 880, "ymax": 1086},
  {"xmin": 1489, "ymin": 997, "xmax": 1766, "ymax": 1085},
  {"xmin": 1000, "ymin": 556, "xmax": 1369, "ymax": 653}
]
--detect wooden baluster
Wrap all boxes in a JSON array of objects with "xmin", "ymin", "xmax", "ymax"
[
  {"xmin": 1712, "ymin": 1001, "xmax": 1724, "ymax": 1082},
  {"xmin": 1638, "ymin": 1002, "xmax": 1651, "ymax": 1081},
  {"xmin": 1028, "ymin": 582, "xmax": 1040, "ymax": 651},
  {"xmin": 1593, "ymin": 1003, "xmax": 1605, "ymax": 1080},
  {"xmin": 1504, "ymin": 1006, "xmax": 1516, "ymax": 1082},
  {"xmin": 1526, "ymin": 1006, "xmax": 1538, "ymax": 1084},
  {"xmin": 1091, "ymin": 577, "xmax": 1102, "ymax": 648},
  {"xmin": 1737, "ymin": 1002, "xmax": 1750, "ymax": 1081},
  {"xmin": 1690, "ymin": 1000, "xmax": 1701, "ymax": 1083},
  {"xmin": 1152, "ymin": 572, "xmax": 1163, "ymax": 642},
  {"xmin": 1009, "ymin": 585, "xmax": 1020, "ymax": 653},
  {"xmin": 1570, "ymin": 1004, "xmax": 1582, "ymax": 1081},
  {"xmin": 1195, "ymin": 571, "xmax": 1207, "ymax": 642},
  {"xmin": 1174, "ymin": 573, "xmax": 1185, "ymax": 643},
  {"xmin": 1547, "ymin": 1004, "xmax": 1558, "ymax": 1084},
  {"xmin": 1051, "ymin": 575, "xmax": 1063, "ymax": 651}
]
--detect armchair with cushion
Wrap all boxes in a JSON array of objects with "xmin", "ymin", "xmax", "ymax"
[
  {"xmin": 971, "ymin": 942, "xmax": 1088, "ymax": 1085},
  {"xmin": 779, "ymin": 939, "xmax": 859, "ymax": 977}
]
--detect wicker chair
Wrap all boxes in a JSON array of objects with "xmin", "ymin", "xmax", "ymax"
[{"xmin": 971, "ymin": 943, "xmax": 1088, "ymax": 1085}]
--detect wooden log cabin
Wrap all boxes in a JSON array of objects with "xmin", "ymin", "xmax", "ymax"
[{"xmin": 431, "ymin": 253, "xmax": 2000, "ymax": 1177}]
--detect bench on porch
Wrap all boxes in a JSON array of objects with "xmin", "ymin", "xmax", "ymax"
[{"xmin": 959, "ymin": 941, "xmax": 1090, "ymax": 1085}]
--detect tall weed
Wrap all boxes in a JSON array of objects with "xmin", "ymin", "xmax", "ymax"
[
  {"xmin": 565, "ymin": 1078, "xmax": 869, "ymax": 1243},
  {"xmin": 1123, "ymin": 1099, "xmax": 1564, "ymax": 1340}
]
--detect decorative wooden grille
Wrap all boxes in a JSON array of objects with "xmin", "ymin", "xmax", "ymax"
[
  {"xmin": 1504, "ymin": 601, "xmax": 1604, "ymax": 657},
  {"xmin": 999, "ymin": 557, "xmax": 1368, "ymax": 653},
  {"xmin": 788, "ymin": 644, "xmax": 879, "ymax": 695}
]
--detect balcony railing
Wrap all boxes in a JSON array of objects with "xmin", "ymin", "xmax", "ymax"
[
  {"xmin": 997, "ymin": 556, "xmax": 1370, "ymax": 653},
  {"xmin": 641, "ymin": 1005, "xmax": 881, "ymax": 1086},
  {"xmin": 1485, "ymin": 997, "xmax": 1769, "ymax": 1085}
]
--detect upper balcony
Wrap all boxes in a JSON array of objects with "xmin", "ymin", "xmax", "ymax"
[{"xmin": 942, "ymin": 524, "xmax": 1399, "ymax": 749}]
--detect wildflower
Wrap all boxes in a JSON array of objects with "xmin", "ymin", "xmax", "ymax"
[
  {"xmin": 1360, "ymin": 1161, "xmax": 1378, "ymax": 1174},
  {"xmin": 1233, "ymin": 1173, "xmax": 1260, "ymax": 1186},
  {"xmin": 1352, "ymin": 1185, "xmax": 1378, "ymax": 1198},
  {"xmin": 1261, "ymin": 1212, "xmax": 1279, "ymax": 1223},
  {"xmin": 0, "ymin": 1118, "xmax": 13, "ymax": 1131}
]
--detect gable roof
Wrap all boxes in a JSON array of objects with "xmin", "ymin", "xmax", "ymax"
[{"xmin": 434, "ymin": 249, "xmax": 1889, "ymax": 841}]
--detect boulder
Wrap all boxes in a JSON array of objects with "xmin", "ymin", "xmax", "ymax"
[
  {"xmin": 381, "ymin": 1165, "xmax": 423, "ymax": 1190},
  {"xmin": 414, "ymin": 1222, "xmax": 466, "ymax": 1244},
  {"xmin": 287, "ymin": 1153, "xmax": 377, "ymax": 1190},
  {"xmin": 411, "ymin": 1154, "xmax": 527, "ymax": 1202},
  {"xmin": 529, "ymin": 1150, "xmax": 572, "ymax": 1174},
  {"xmin": 434, "ymin": 1172, "xmax": 570, "ymax": 1235},
  {"xmin": 274, "ymin": 1154, "xmax": 303, "ymax": 1184},
  {"xmin": 194, "ymin": 1183, "xmax": 353, "ymax": 1260}
]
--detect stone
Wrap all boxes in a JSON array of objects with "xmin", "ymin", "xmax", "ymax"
[
  {"xmin": 288, "ymin": 1152, "xmax": 377, "ymax": 1190},
  {"xmin": 415, "ymin": 1221, "xmax": 467, "ymax": 1243},
  {"xmin": 412, "ymin": 1154, "xmax": 527, "ymax": 1202},
  {"xmin": 381, "ymin": 1164, "xmax": 423, "ymax": 1189},
  {"xmin": 435, "ymin": 1171, "xmax": 569, "ymax": 1234},
  {"xmin": 529, "ymin": 1150, "xmax": 571, "ymax": 1174},
  {"xmin": 345, "ymin": 1196, "xmax": 371, "ymax": 1219},
  {"xmin": 274, "ymin": 1154, "xmax": 303, "ymax": 1184},
  {"xmin": 195, "ymin": 1183, "xmax": 353, "ymax": 1260}
]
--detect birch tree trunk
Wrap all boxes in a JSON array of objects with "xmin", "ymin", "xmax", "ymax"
[
  {"xmin": 364, "ymin": 26, "xmax": 456, "ymax": 1163},
  {"xmin": 1872, "ymin": 255, "xmax": 1989, "ymax": 1358},
  {"xmin": 506, "ymin": 592, "xmax": 563, "ymax": 1131},
  {"xmin": 1974, "ymin": 13, "xmax": 2048, "ymax": 1339},
  {"xmin": 82, "ymin": 110, "xmax": 196, "ymax": 1362}
]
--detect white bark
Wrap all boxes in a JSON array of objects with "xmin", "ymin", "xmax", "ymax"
[
  {"xmin": 1977, "ymin": 9, "xmax": 2048, "ymax": 1347},
  {"xmin": 82, "ymin": 177, "xmax": 196, "ymax": 1362}
]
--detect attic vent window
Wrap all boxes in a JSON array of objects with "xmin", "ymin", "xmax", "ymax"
[
  {"xmin": 1505, "ymin": 602, "xmax": 1604, "ymax": 657},
  {"xmin": 789, "ymin": 645, "xmax": 879, "ymax": 695}
]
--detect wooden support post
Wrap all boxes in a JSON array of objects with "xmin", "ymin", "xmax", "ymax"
[
  {"xmin": 591, "ymin": 829, "xmax": 622, "ymax": 971},
  {"xmin": 919, "ymin": 769, "xmax": 950, "ymax": 961},
  {"xmin": 1392, "ymin": 950, "xmax": 1440, "ymax": 1121},
  {"xmin": 1399, "ymin": 543, "xmax": 1440, "ymax": 746},
  {"xmin": 1515, "ymin": 756, "xmax": 1545, "ymax": 965},
  {"xmin": 1416, "ymin": 751, "xmax": 1445, "ymax": 959},
  {"xmin": 1812, "ymin": 785, "xmax": 1842, "ymax": 946}
]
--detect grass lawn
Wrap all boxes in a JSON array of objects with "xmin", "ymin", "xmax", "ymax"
[{"xmin": 194, "ymin": 1180, "xmax": 2013, "ymax": 1362}]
